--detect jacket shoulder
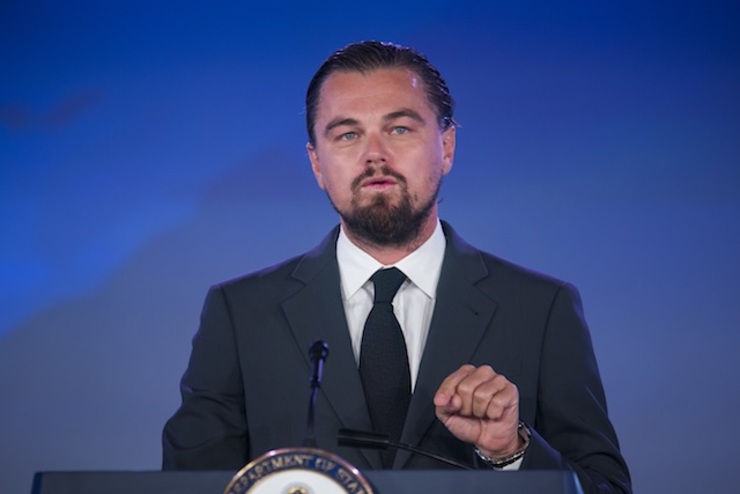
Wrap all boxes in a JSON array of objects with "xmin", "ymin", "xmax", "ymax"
[
  {"xmin": 442, "ymin": 221, "xmax": 571, "ymax": 294},
  {"xmin": 212, "ymin": 225, "xmax": 340, "ymax": 299}
]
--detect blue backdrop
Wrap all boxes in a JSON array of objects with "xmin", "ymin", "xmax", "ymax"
[{"xmin": 1, "ymin": 1, "xmax": 739, "ymax": 492}]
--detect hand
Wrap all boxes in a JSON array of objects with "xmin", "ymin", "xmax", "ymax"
[{"xmin": 434, "ymin": 364, "xmax": 522, "ymax": 459}]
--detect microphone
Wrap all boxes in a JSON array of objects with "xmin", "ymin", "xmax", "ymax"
[
  {"xmin": 337, "ymin": 428, "xmax": 473, "ymax": 470},
  {"xmin": 302, "ymin": 340, "xmax": 329, "ymax": 447},
  {"xmin": 308, "ymin": 340, "xmax": 329, "ymax": 388}
]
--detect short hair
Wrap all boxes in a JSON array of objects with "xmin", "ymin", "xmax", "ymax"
[{"xmin": 305, "ymin": 40, "xmax": 455, "ymax": 145}]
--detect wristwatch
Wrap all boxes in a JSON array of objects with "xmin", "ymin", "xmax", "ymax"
[{"xmin": 474, "ymin": 421, "xmax": 532, "ymax": 468}]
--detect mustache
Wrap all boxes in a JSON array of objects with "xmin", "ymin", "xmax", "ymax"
[{"xmin": 351, "ymin": 165, "xmax": 407, "ymax": 191}]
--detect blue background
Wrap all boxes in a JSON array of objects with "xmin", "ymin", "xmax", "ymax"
[{"xmin": 1, "ymin": 1, "xmax": 739, "ymax": 492}]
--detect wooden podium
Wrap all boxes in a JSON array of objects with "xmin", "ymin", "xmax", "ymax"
[{"xmin": 32, "ymin": 469, "xmax": 584, "ymax": 494}]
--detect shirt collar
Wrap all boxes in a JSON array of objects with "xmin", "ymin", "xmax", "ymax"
[{"xmin": 336, "ymin": 220, "xmax": 446, "ymax": 300}]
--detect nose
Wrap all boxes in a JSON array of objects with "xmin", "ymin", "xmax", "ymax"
[{"xmin": 363, "ymin": 132, "xmax": 388, "ymax": 165}]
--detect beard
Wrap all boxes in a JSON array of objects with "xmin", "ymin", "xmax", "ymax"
[{"xmin": 329, "ymin": 165, "xmax": 441, "ymax": 247}]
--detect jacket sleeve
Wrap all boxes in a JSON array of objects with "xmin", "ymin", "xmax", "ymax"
[
  {"xmin": 162, "ymin": 285, "xmax": 249, "ymax": 470},
  {"xmin": 521, "ymin": 283, "xmax": 632, "ymax": 494}
]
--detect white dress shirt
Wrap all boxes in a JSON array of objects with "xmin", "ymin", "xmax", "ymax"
[{"xmin": 336, "ymin": 220, "xmax": 446, "ymax": 391}]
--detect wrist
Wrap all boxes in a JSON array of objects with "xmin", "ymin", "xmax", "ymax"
[{"xmin": 474, "ymin": 422, "xmax": 531, "ymax": 468}]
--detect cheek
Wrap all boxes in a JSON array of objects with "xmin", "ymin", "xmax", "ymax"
[
  {"xmin": 320, "ymin": 166, "xmax": 353, "ymax": 196},
  {"xmin": 413, "ymin": 149, "xmax": 445, "ymax": 178}
]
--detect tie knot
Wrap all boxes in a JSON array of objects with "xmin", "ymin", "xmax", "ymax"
[{"xmin": 371, "ymin": 267, "xmax": 407, "ymax": 304}]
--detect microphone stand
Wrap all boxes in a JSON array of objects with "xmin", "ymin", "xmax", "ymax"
[
  {"xmin": 338, "ymin": 428, "xmax": 473, "ymax": 470},
  {"xmin": 303, "ymin": 340, "xmax": 329, "ymax": 447}
]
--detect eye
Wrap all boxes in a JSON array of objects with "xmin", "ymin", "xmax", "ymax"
[
  {"xmin": 391, "ymin": 126, "xmax": 409, "ymax": 135},
  {"xmin": 338, "ymin": 131, "xmax": 358, "ymax": 141}
]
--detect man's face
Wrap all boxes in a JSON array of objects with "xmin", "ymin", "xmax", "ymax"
[{"xmin": 307, "ymin": 68, "xmax": 456, "ymax": 247}]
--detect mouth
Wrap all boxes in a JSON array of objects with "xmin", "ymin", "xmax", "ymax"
[
  {"xmin": 360, "ymin": 176, "xmax": 398, "ymax": 190},
  {"xmin": 352, "ymin": 165, "xmax": 407, "ymax": 193}
]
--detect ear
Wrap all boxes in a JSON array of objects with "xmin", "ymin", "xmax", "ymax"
[
  {"xmin": 441, "ymin": 125, "xmax": 456, "ymax": 175},
  {"xmin": 307, "ymin": 142, "xmax": 326, "ymax": 190}
]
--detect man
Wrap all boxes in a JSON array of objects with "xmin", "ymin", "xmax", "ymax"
[{"xmin": 162, "ymin": 41, "xmax": 631, "ymax": 493}]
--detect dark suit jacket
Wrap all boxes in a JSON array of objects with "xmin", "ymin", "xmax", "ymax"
[{"xmin": 162, "ymin": 222, "xmax": 631, "ymax": 493}]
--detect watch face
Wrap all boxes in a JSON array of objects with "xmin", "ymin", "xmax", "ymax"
[{"xmin": 224, "ymin": 447, "xmax": 374, "ymax": 494}]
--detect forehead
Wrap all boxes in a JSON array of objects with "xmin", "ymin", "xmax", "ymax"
[{"xmin": 316, "ymin": 68, "xmax": 434, "ymax": 121}]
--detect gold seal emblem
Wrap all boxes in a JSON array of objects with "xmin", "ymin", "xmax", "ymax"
[{"xmin": 223, "ymin": 447, "xmax": 374, "ymax": 494}]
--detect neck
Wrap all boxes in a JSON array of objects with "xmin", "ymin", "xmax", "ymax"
[{"xmin": 341, "ymin": 215, "xmax": 438, "ymax": 265}]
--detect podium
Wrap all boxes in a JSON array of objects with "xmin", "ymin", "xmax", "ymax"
[{"xmin": 32, "ymin": 470, "xmax": 584, "ymax": 494}]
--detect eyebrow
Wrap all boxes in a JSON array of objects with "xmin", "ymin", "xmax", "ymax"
[
  {"xmin": 323, "ymin": 117, "xmax": 359, "ymax": 137},
  {"xmin": 383, "ymin": 108, "xmax": 426, "ymax": 125},
  {"xmin": 322, "ymin": 108, "xmax": 428, "ymax": 138}
]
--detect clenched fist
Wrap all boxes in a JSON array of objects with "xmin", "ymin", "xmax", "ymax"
[{"xmin": 434, "ymin": 364, "xmax": 523, "ymax": 460}]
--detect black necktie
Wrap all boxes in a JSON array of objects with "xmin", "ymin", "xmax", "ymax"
[{"xmin": 359, "ymin": 267, "xmax": 411, "ymax": 468}]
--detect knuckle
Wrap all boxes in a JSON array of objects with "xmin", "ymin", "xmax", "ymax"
[
  {"xmin": 459, "ymin": 364, "xmax": 476, "ymax": 373},
  {"xmin": 477, "ymin": 364, "xmax": 495, "ymax": 375},
  {"xmin": 457, "ymin": 379, "xmax": 477, "ymax": 395},
  {"xmin": 473, "ymin": 390, "xmax": 489, "ymax": 406}
]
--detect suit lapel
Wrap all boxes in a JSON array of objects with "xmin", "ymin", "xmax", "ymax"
[
  {"xmin": 280, "ymin": 228, "xmax": 381, "ymax": 468},
  {"xmin": 396, "ymin": 224, "xmax": 499, "ymax": 468}
]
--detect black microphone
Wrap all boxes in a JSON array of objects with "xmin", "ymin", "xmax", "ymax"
[
  {"xmin": 308, "ymin": 340, "xmax": 329, "ymax": 388},
  {"xmin": 337, "ymin": 428, "xmax": 473, "ymax": 470},
  {"xmin": 302, "ymin": 340, "xmax": 329, "ymax": 447}
]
